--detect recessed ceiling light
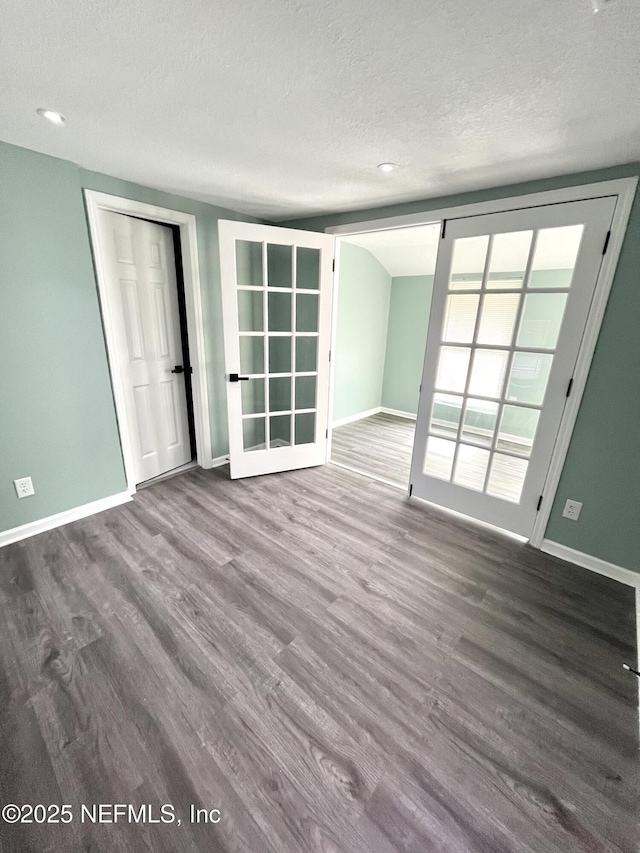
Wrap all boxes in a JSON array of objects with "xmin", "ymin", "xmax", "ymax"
[
  {"xmin": 377, "ymin": 162, "xmax": 396, "ymax": 173},
  {"xmin": 36, "ymin": 108, "xmax": 66, "ymax": 126}
]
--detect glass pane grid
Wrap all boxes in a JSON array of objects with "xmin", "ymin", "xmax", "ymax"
[
  {"xmin": 236, "ymin": 240, "xmax": 323, "ymax": 455},
  {"xmin": 427, "ymin": 221, "xmax": 584, "ymax": 503}
]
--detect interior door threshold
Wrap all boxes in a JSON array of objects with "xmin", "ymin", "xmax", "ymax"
[
  {"xmin": 329, "ymin": 460, "xmax": 407, "ymax": 493},
  {"xmin": 137, "ymin": 460, "xmax": 198, "ymax": 490}
]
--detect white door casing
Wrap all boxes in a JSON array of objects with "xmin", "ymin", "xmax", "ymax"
[
  {"xmin": 97, "ymin": 210, "xmax": 192, "ymax": 484},
  {"xmin": 219, "ymin": 220, "xmax": 334, "ymax": 479},
  {"xmin": 410, "ymin": 196, "xmax": 617, "ymax": 538}
]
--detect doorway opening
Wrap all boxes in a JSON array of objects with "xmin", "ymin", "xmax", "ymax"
[
  {"xmin": 329, "ymin": 223, "xmax": 441, "ymax": 489},
  {"xmin": 326, "ymin": 184, "xmax": 630, "ymax": 541}
]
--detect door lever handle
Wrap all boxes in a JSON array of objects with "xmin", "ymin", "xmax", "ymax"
[
  {"xmin": 171, "ymin": 365, "xmax": 185, "ymax": 374},
  {"xmin": 229, "ymin": 373, "xmax": 250, "ymax": 382}
]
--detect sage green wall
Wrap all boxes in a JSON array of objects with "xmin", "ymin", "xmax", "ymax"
[
  {"xmin": 283, "ymin": 163, "xmax": 640, "ymax": 572},
  {"xmin": 381, "ymin": 275, "xmax": 433, "ymax": 415},
  {"xmin": 0, "ymin": 140, "xmax": 255, "ymax": 534},
  {"xmin": 0, "ymin": 142, "xmax": 126, "ymax": 531},
  {"xmin": 544, "ymin": 189, "xmax": 640, "ymax": 568},
  {"xmin": 333, "ymin": 243, "xmax": 391, "ymax": 423}
]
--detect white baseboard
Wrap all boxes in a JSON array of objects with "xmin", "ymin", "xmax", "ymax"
[
  {"xmin": 0, "ymin": 491, "xmax": 133, "ymax": 548},
  {"xmin": 540, "ymin": 539, "xmax": 640, "ymax": 588},
  {"xmin": 380, "ymin": 407, "xmax": 417, "ymax": 421},
  {"xmin": 332, "ymin": 407, "xmax": 382, "ymax": 428},
  {"xmin": 332, "ymin": 406, "xmax": 418, "ymax": 426}
]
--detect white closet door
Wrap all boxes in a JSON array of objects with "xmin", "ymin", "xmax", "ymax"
[{"xmin": 98, "ymin": 211, "xmax": 192, "ymax": 483}]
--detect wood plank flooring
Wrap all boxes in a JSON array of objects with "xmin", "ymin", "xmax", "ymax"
[
  {"xmin": 0, "ymin": 463, "xmax": 638, "ymax": 852},
  {"xmin": 331, "ymin": 412, "xmax": 532, "ymax": 500},
  {"xmin": 331, "ymin": 413, "xmax": 415, "ymax": 488}
]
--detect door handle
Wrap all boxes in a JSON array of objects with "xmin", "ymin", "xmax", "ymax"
[
  {"xmin": 228, "ymin": 373, "xmax": 250, "ymax": 382},
  {"xmin": 171, "ymin": 365, "xmax": 185, "ymax": 374}
]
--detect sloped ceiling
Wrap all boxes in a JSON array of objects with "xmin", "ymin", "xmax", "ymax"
[
  {"xmin": 342, "ymin": 225, "xmax": 441, "ymax": 276},
  {"xmin": 1, "ymin": 0, "xmax": 639, "ymax": 219}
]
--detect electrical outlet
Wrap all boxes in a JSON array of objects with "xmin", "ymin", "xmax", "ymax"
[
  {"xmin": 562, "ymin": 499, "xmax": 583, "ymax": 521},
  {"xmin": 14, "ymin": 477, "xmax": 35, "ymax": 499}
]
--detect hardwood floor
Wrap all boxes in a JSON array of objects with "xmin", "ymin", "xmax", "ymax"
[
  {"xmin": 331, "ymin": 412, "xmax": 415, "ymax": 488},
  {"xmin": 0, "ymin": 463, "xmax": 638, "ymax": 852}
]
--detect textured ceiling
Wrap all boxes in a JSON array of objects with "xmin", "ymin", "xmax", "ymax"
[{"xmin": 1, "ymin": 0, "xmax": 639, "ymax": 219}]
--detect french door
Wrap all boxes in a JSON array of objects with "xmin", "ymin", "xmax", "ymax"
[
  {"xmin": 219, "ymin": 221, "xmax": 334, "ymax": 479},
  {"xmin": 410, "ymin": 196, "xmax": 616, "ymax": 537}
]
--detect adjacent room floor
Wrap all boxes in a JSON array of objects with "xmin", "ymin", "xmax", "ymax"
[
  {"xmin": 331, "ymin": 411, "xmax": 535, "ymax": 502},
  {"xmin": 0, "ymin": 464, "xmax": 637, "ymax": 852},
  {"xmin": 331, "ymin": 412, "xmax": 415, "ymax": 488}
]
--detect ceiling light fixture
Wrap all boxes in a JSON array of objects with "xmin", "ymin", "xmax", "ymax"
[
  {"xmin": 591, "ymin": 0, "xmax": 613, "ymax": 11},
  {"xmin": 377, "ymin": 162, "xmax": 396, "ymax": 173},
  {"xmin": 36, "ymin": 108, "xmax": 66, "ymax": 126}
]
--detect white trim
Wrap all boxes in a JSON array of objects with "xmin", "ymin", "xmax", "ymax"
[
  {"xmin": 380, "ymin": 407, "xmax": 417, "ymax": 421},
  {"xmin": 0, "ymin": 492, "xmax": 132, "ymax": 548},
  {"xmin": 325, "ymin": 237, "xmax": 342, "ymax": 461},
  {"xmin": 541, "ymin": 539, "xmax": 640, "ymax": 588},
  {"xmin": 137, "ymin": 460, "xmax": 199, "ymax": 489},
  {"xmin": 84, "ymin": 190, "xmax": 212, "ymax": 494},
  {"xmin": 332, "ymin": 406, "xmax": 382, "ymax": 428},
  {"xmin": 326, "ymin": 176, "xmax": 638, "ymax": 547},
  {"xmin": 326, "ymin": 178, "xmax": 637, "ymax": 237}
]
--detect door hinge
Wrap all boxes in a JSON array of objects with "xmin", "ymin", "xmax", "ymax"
[
  {"xmin": 409, "ymin": 483, "xmax": 413, "ymax": 497},
  {"xmin": 441, "ymin": 220, "xmax": 447, "ymax": 239},
  {"xmin": 566, "ymin": 378, "xmax": 573, "ymax": 398},
  {"xmin": 536, "ymin": 495, "xmax": 543, "ymax": 511},
  {"xmin": 419, "ymin": 383, "xmax": 422, "ymax": 392},
  {"xmin": 326, "ymin": 428, "xmax": 329, "ymax": 439},
  {"xmin": 328, "ymin": 350, "xmax": 331, "ymax": 362},
  {"xmin": 332, "ymin": 258, "xmax": 336, "ymax": 272},
  {"xmin": 602, "ymin": 230, "xmax": 611, "ymax": 255}
]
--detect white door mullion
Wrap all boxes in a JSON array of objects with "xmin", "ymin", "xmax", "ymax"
[
  {"xmin": 451, "ymin": 234, "xmax": 494, "ymax": 480},
  {"xmin": 262, "ymin": 240, "xmax": 270, "ymax": 451},
  {"xmin": 291, "ymin": 248, "xmax": 297, "ymax": 444},
  {"xmin": 480, "ymin": 229, "xmax": 540, "ymax": 493}
]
